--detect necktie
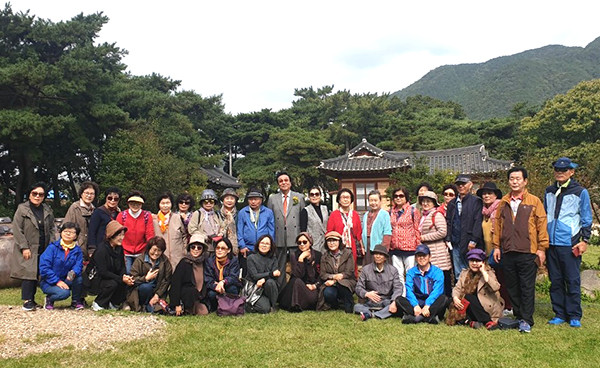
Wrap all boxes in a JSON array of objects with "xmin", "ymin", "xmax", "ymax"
[{"xmin": 283, "ymin": 195, "xmax": 288, "ymax": 221}]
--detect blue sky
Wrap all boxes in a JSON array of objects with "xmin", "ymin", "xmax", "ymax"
[{"xmin": 14, "ymin": 0, "xmax": 600, "ymax": 114}]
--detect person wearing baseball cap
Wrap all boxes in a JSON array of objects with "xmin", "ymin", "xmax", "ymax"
[
  {"xmin": 354, "ymin": 244, "xmax": 403, "ymax": 321},
  {"xmin": 545, "ymin": 157, "xmax": 592, "ymax": 328},
  {"xmin": 393, "ymin": 244, "xmax": 448, "ymax": 324}
]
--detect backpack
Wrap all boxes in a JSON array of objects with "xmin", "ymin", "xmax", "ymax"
[{"xmin": 121, "ymin": 210, "xmax": 150, "ymax": 225}]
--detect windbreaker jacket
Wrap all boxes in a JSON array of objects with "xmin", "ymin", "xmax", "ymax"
[
  {"xmin": 405, "ymin": 263, "xmax": 445, "ymax": 307},
  {"xmin": 39, "ymin": 239, "xmax": 83, "ymax": 287},
  {"xmin": 544, "ymin": 179, "xmax": 593, "ymax": 247},
  {"xmin": 236, "ymin": 205, "xmax": 275, "ymax": 252}
]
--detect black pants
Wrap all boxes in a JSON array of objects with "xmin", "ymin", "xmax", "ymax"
[
  {"xmin": 95, "ymin": 279, "xmax": 127, "ymax": 308},
  {"xmin": 502, "ymin": 252, "xmax": 538, "ymax": 325},
  {"xmin": 465, "ymin": 293, "xmax": 492, "ymax": 324},
  {"xmin": 276, "ymin": 246, "xmax": 296, "ymax": 289},
  {"xmin": 21, "ymin": 279, "xmax": 38, "ymax": 301},
  {"xmin": 249, "ymin": 279, "xmax": 279, "ymax": 314},
  {"xmin": 395, "ymin": 294, "xmax": 449, "ymax": 321}
]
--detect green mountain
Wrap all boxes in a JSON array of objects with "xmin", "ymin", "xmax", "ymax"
[{"xmin": 392, "ymin": 37, "xmax": 600, "ymax": 120}]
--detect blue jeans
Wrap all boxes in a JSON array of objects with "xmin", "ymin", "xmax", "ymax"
[
  {"xmin": 451, "ymin": 247, "xmax": 467, "ymax": 279},
  {"xmin": 125, "ymin": 254, "xmax": 141, "ymax": 274},
  {"xmin": 41, "ymin": 275, "xmax": 83, "ymax": 302},
  {"xmin": 323, "ymin": 285, "xmax": 354, "ymax": 313},
  {"xmin": 547, "ymin": 245, "xmax": 582, "ymax": 320},
  {"xmin": 137, "ymin": 281, "xmax": 157, "ymax": 312}
]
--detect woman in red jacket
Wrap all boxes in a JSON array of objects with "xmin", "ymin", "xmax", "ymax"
[
  {"xmin": 327, "ymin": 188, "xmax": 363, "ymax": 276},
  {"xmin": 117, "ymin": 191, "xmax": 155, "ymax": 273}
]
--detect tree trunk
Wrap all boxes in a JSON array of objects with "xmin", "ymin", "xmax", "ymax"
[{"xmin": 67, "ymin": 170, "xmax": 78, "ymax": 200}]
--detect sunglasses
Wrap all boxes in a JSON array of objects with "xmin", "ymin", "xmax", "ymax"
[
  {"xmin": 393, "ymin": 194, "xmax": 405, "ymax": 199},
  {"xmin": 215, "ymin": 246, "xmax": 229, "ymax": 251},
  {"xmin": 179, "ymin": 200, "xmax": 191, "ymax": 205},
  {"xmin": 30, "ymin": 191, "xmax": 45, "ymax": 198},
  {"xmin": 106, "ymin": 196, "xmax": 120, "ymax": 202},
  {"xmin": 203, "ymin": 199, "xmax": 215, "ymax": 204},
  {"xmin": 554, "ymin": 168, "xmax": 569, "ymax": 173},
  {"xmin": 309, "ymin": 192, "xmax": 321, "ymax": 197},
  {"xmin": 443, "ymin": 192, "xmax": 456, "ymax": 197},
  {"xmin": 189, "ymin": 244, "xmax": 203, "ymax": 250},
  {"xmin": 297, "ymin": 240, "xmax": 309, "ymax": 245}
]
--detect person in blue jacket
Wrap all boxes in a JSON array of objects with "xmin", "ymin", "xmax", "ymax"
[
  {"xmin": 236, "ymin": 188, "xmax": 275, "ymax": 277},
  {"xmin": 39, "ymin": 222, "xmax": 84, "ymax": 310},
  {"xmin": 394, "ymin": 244, "xmax": 448, "ymax": 324},
  {"xmin": 545, "ymin": 157, "xmax": 593, "ymax": 328}
]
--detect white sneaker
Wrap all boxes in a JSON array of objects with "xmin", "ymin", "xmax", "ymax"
[
  {"xmin": 108, "ymin": 302, "xmax": 118, "ymax": 310},
  {"xmin": 91, "ymin": 301, "xmax": 104, "ymax": 311}
]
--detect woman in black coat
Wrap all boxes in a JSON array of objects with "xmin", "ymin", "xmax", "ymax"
[
  {"xmin": 204, "ymin": 236, "xmax": 241, "ymax": 312},
  {"xmin": 246, "ymin": 235, "xmax": 280, "ymax": 313}
]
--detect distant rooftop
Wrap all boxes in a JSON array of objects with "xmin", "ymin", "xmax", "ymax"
[{"xmin": 201, "ymin": 166, "xmax": 242, "ymax": 188}]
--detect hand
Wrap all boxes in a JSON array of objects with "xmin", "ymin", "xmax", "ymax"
[
  {"xmin": 493, "ymin": 248, "xmax": 501, "ymax": 263},
  {"xmin": 123, "ymin": 274, "xmax": 135, "ymax": 286},
  {"xmin": 56, "ymin": 280, "xmax": 69, "ymax": 290},
  {"xmin": 215, "ymin": 281, "xmax": 226, "ymax": 294},
  {"xmin": 422, "ymin": 305, "xmax": 431, "ymax": 317},
  {"xmin": 333, "ymin": 273, "xmax": 344, "ymax": 281},
  {"xmin": 574, "ymin": 241, "xmax": 588, "ymax": 255},
  {"xmin": 453, "ymin": 297, "xmax": 464, "ymax": 310},
  {"xmin": 149, "ymin": 294, "xmax": 159, "ymax": 306},
  {"xmin": 365, "ymin": 291, "xmax": 381, "ymax": 303},
  {"xmin": 257, "ymin": 278, "xmax": 265, "ymax": 288},
  {"xmin": 324, "ymin": 279, "xmax": 336, "ymax": 287},
  {"xmin": 536, "ymin": 249, "xmax": 546, "ymax": 266},
  {"xmin": 468, "ymin": 241, "xmax": 476, "ymax": 250},
  {"xmin": 306, "ymin": 284, "xmax": 316, "ymax": 291},
  {"xmin": 175, "ymin": 305, "xmax": 183, "ymax": 316},
  {"xmin": 273, "ymin": 269, "xmax": 281, "ymax": 277},
  {"xmin": 388, "ymin": 301, "xmax": 397, "ymax": 314},
  {"xmin": 240, "ymin": 248, "xmax": 249, "ymax": 258},
  {"xmin": 446, "ymin": 241, "xmax": 453, "ymax": 250},
  {"xmin": 145, "ymin": 268, "xmax": 159, "ymax": 282},
  {"xmin": 298, "ymin": 250, "xmax": 311, "ymax": 262},
  {"xmin": 22, "ymin": 249, "xmax": 32, "ymax": 260},
  {"xmin": 88, "ymin": 249, "xmax": 95, "ymax": 258},
  {"xmin": 413, "ymin": 305, "xmax": 422, "ymax": 317}
]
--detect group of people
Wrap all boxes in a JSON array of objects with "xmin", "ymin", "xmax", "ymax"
[{"xmin": 10, "ymin": 159, "xmax": 592, "ymax": 333}]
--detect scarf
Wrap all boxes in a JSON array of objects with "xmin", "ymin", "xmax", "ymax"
[
  {"xmin": 339, "ymin": 208, "xmax": 354, "ymax": 250},
  {"xmin": 158, "ymin": 211, "xmax": 170, "ymax": 233},
  {"xmin": 200, "ymin": 207, "xmax": 219, "ymax": 235},
  {"xmin": 184, "ymin": 253, "xmax": 206, "ymax": 292},
  {"xmin": 366, "ymin": 209, "xmax": 379, "ymax": 237},
  {"xmin": 250, "ymin": 207, "xmax": 260, "ymax": 229},
  {"xmin": 555, "ymin": 179, "xmax": 571, "ymax": 197},
  {"xmin": 215, "ymin": 256, "xmax": 229, "ymax": 281},
  {"xmin": 61, "ymin": 239, "xmax": 76, "ymax": 259},
  {"xmin": 482, "ymin": 199, "xmax": 501, "ymax": 232}
]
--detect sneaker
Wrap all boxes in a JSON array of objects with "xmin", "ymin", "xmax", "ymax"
[
  {"xmin": 71, "ymin": 301, "xmax": 85, "ymax": 310},
  {"xmin": 44, "ymin": 297, "xmax": 54, "ymax": 310},
  {"xmin": 518, "ymin": 320, "xmax": 531, "ymax": 333},
  {"xmin": 360, "ymin": 312, "xmax": 372, "ymax": 321},
  {"xmin": 569, "ymin": 319, "xmax": 581, "ymax": 328},
  {"xmin": 548, "ymin": 317, "xmax": 566, "ymax": 325},
  {"xmin": 469, "ymin": 321, "xmax": 483, "ymax": 329},
  {"xmin": 485, "ymin": 321, "xmax": 499, "ymax": 331},
  {"xmin": 91, "ymin": 301, "xmax": 104, "ymax": 311},
  {"xmin": 402, "ymin": 315, "xmax": 417, "ymax": 324},
  {"xmin": 108, "ymin": 302, "xmax": 118, "ymax": 310},
  {"xmin": 22, "ymin": 300, "xmax": 37, "ymax": 311}
]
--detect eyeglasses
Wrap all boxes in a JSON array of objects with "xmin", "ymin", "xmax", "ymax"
[
  {"xmin": 31, "ymin": 191, "xmax": 45, "ymax": 198},
  {"xmin": 179, "ymin": 200, "xmax": 190, "ymax": 205},
  {"xmin": 215, "ymin": 246, "xmax": 229, "ymax": 251},
  {"xmin": 106, "ymin": 196, "xmax": 119, "ymax": 202},
  {"xmin": 62, "ymin": 230, "xmax": 77, "ymax": 235},
  {"xmin": 393, "ymin": 194, "xmax": 405, "ymax": 199},
  {"xmin": 326, "ymin": 238, "xmax": 340, "ymax": 242},
  {"xmin": 189, "ymin": 244, "xmax": 203, "ymax": 250},
  {"xmin": 203, "ymin": 199, "xmax": 215, "ymax": 204},
  {"xmin": 83, "ymin": 191, "xmax": 95, "ymax": 197},
  {"xmin": 297, "ymin": 240, "xmax": 309, "ymax": 245},
  {"xmin": 554, "ymin": 168, "xmax": 569, "ymax": 173},
  {"xmin": 443, "ymin": 192, "xmax": 456, "ymax": 197},
  {"xmin": 309, "ymin": 192, "xmax": 321, "ymax": 197}
]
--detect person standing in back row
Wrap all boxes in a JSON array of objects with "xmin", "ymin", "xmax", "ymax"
[{"xmin": 268, "ymin": 171, "xmax": 305, "ymax": 288}]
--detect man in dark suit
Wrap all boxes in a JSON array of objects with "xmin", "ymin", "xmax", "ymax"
[
  {"xmin": 445, "ymin": 174, "xmax": 483, "ymax": 279},
  {"xmin": 267, "ymin": 171, "xmax": 305, "ymax": 288}
]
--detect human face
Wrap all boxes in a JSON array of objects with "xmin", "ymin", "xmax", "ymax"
[
  {"xmin": 393, "ymin": 190, "xmax": 406, "ymax": 207},
  {"xmin": 456, "ymin": 181, "xmax": 473, "ymax": 197},
  {"xmin": 215, "ymin": 241, "xmax": 231, "ymax": 259},
  {"xmin": 61, "ymin": 228, "xmax": 78, "ymax": 243},
  {"xmin": 308, "ymin": 190, "xmax": 321, "ymax": 205},
  {"xmin": 373, "ymin": 253, "xmax": 386, "ymax": 266},
  {"xmin": 29, "ymin": 187, "xmax": 45, "ymax": 206},
  {"xmin": 368, "ymin": 194, "xmax": 381, "ymax": 211},
  {"xmin": 554, "ymin": 167, "xmax": 574, "ymax": 185},
  {"xmin": 258, "ymin": 237, "xmax": 272, "ymax": 255},
  {"xmin": 418, "ymin": 186, "xmax": 429, "ymax": 196},
  {"xmin": 105, "ymin": 192, "xmax": 120, "ymax": 209},
  {"xmin": 443, "ymin": 190, "xmax": 456, "ymax": 204},
  {"xmin": 420, "ymin": 198, "xmax": 434, "ymax": 211},
  {"xmin": 222, "ymin": 195, "xmax": 237, "ymax": 210},
  {"xmin": 189, "ymin": 243, "xmax": 203, "ymax": 257},
  {"xmin": 338, "ymin": 191, "xmax": 352, "ymax": 209},
  {"xmin": 296, "ymin": 235, "xmax": 311, "ymax": 252},
  {"xmin": 159, "ymin": 198, "xmax": 172, "ymax": 214},
  {"xmin": 202, "ymin": 199, "xmax": 215, "ymax": 211},
  {"xmin": 81, "ymin": 188, "xmax": 96, "ymax": 205},
  {"xmin": 248, "ymin": 197, "xmax": 262, "ymax": 210},
  {"xmin": 148, "ymin": 245, "xmax": 163, "ymax": 262},
  {"xmin": 481, "ymin": 190, "xmax": 497, "ymax": 206},
  {"xmin": 278, "ymin": 174, "xmax": 291, "ymax": 194},
  {"xmin": 468, "ymin": 258, "xmax": 484, "ymax": 272},
  {"xmin": 326, "ymin": 238, "xmax": 340, "ymax": 252},
  {"xmin": 109, "ymin": 230, "xmax": 125, "ymax": 247},
  {"xmin": 128, "ymin": 200, "xmax": 143, "ymax": 212},
  {"xmin": 508, "ymin": 171, "xmax": 527, "ymax": 195},
  {"xmin": 178, "ymin": 198, "xmax": 190, "ymax": 213},
  {"xmin": 415, "ymin": 253, "xmax": 431, "ymax": 269}
]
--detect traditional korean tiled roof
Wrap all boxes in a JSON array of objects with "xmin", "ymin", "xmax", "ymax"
[
  {"xmin": 318, "ymin": 139, "xmax": 512, "ymax": 175},
  {"xmin": 201, "ymin": 166, "xmax": 242, "ymax": 188}
]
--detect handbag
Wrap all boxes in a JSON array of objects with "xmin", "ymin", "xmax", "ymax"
[
  {"xmin": 216, "ymin": 293, "xmax": 245, "ymax": 316},
  {"xmin": 241, "ymin": 278, "xmax": 263, "ymax": 306}
]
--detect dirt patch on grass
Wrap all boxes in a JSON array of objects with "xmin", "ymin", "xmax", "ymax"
[{"xmin": 0, "ymin": 305, "xmax": 166, "ymax": 359}]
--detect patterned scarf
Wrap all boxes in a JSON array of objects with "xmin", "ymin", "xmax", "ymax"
[
  {"xmin": 340, "ymin": 209, "xmax": 354, "ymax": 250},
  {"xmin": 482, "ymin": 199, "xmax": 501, "ymax": 232},
  {"xmin": 157, "ymin": 211, "xmax": 170, "ymax": 234},
  {"xmin": 200, "ymin": 207, "xmax": 219, "ymax": 234}
]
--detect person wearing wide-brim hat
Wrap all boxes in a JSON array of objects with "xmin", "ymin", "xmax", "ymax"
[
  {"xmin": 219, "ymin": 188, "xmax": 240, "ymax": 256},
  {"xmin": 117, "ymin": 190, "xmax": 155, "ymax": 273},
  {"xmin": 418, "ymin": 190, "xmax": 452, "ymax": 297},
  {"xmin": 189, "ymin": 189, "xmax": 225, "ymax": 253},
  {"xmin": 354, "ymin": 244, "xmax": 403, "ymax": 321}
]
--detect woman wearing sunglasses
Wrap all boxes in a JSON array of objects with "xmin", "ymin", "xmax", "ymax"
[
  {"xmin": 438, "ymin": 184, "xmax": 458, "ymax": 217},
  {"xmin": 11, "ymin": 182, "xmax": 56, "ymax": 311},
  {"xmin": 88, "ymin": 187, "xmax": 121, "ymax": 258},
  {"xmin": 189, "ymin": 189, "xmax": 225, "ymax": 253},
  {"xmin": 300, "ymin": 187, "xmax": 329, "ymax": 254},
  {"xmin": 279, "ymin": 232, "xmax": 322, "ymax": 311},
  {"xmin": 174, "ymin": 193, "xmax": 195, "ymax": 238}
]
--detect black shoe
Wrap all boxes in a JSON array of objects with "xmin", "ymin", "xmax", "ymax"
[
  {"xmin": 402, "ymin": 315, "xmax": 417, "ymax": 324},
  {"xmin": 22, "ymin": 300, "xmax": 36, "ymax": 311}
]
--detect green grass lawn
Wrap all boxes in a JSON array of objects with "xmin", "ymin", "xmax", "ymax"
[{"xmin": 1, "ymin": 287, "xmax": 600, "ymax": 367}]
